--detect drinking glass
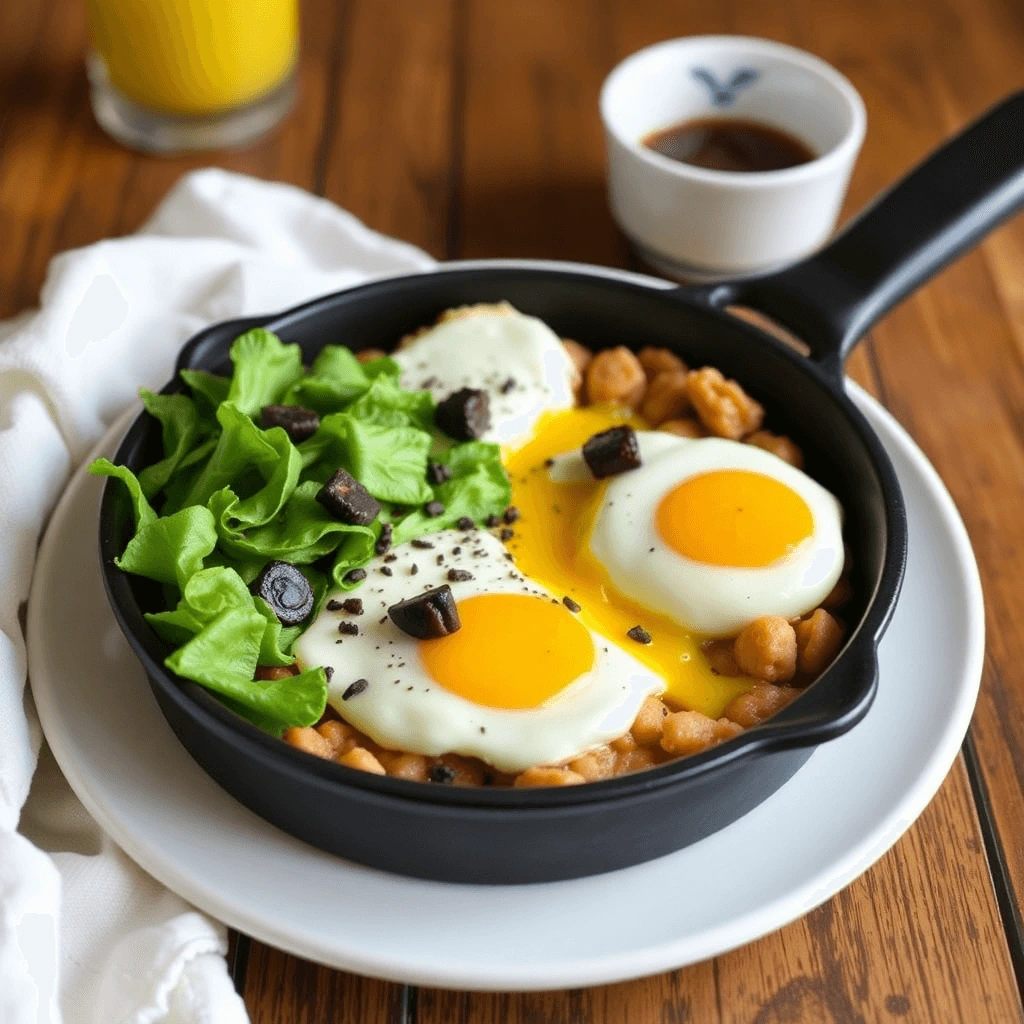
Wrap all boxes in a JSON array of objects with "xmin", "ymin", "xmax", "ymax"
[{"xmin": 87, "ymin": 0, "xmax": 299, "ymax": 152}]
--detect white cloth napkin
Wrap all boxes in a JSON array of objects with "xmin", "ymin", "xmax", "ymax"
[{"xmin": 0, "ymin": 169, "xmax": 434, "ymax": 1024}]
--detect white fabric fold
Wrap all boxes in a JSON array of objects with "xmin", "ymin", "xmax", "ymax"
[{"xmin": 0, "ymin": 168, "xmax": 434, "ymax": 1024}]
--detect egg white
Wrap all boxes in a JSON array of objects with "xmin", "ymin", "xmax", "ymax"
[
  {"xmin": 393, "ymin": 306, "xmax": 576, "ymax": 449},
  {"xmin": 589, "ymin": 434, "xmax": 845, "ymax": 636},
  {"xmin": 296, "ymin": 530, "xmax": 664, "ymax": 773}
]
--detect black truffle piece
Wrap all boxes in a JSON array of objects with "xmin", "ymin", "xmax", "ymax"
[
  {"xmin": 374, "ymin": 522, "xmax": 393, "ymax": 555},
  {"xmin": 447, "ymin": 569, "xmax": 473, "ymax": 582},
  {"xmin": 342, "ymin": 598, "xmax": 363, "ymax": 614},
  {"xmin": 499, "ymin": 376, "xmax": 516, "ymax": 395},
  {"xmin": 388, "ymin": 585, "xmax": 461, "ymax": 639},
  {"xmin": 503, "ymin": 506, "xmax": 520, "ymax": 524},
  {"xmin": 429, "ymin": 763, "xmax": 456, "ymax": 784},
  {"xmin": 563, "ymin": 596, "xmax": 581, "ymax": 613},
  {"xmin": 344, "ymin": 567, "xmax": 367, "ymax": 584},
  {"xmin": 251, "ymin": 561, "xmax": 314, "ymax": 626},
  {"xmin": 456, "ymin": 516, "xmax": 475, "ymax": 530},
  {"xmin": 342, "ymin": 678, "xmax": 369, "ymax": 700},
  {"xmin": 627, "ymin": 624, "xmax": 652, "ymax": 645},
  {"xmin": 317, "ymin": 469, "xmax": 381, "ymax": 525},
  {"xmin": 485, "ymin": 514, "xmax": 500, "ymax": 528},
  {"xmin": 435, "ymin": 387, "xmax": 491, "ymax": 440},
  {"xmin": 338, "ymin": 621, "xmax": 359, "ymax": 636},
  {"xmin": 582, "ymin": 425, "xmax": 642, "ymax": 479},
  {"xmin": 411, "ymin": 538, "xmax": 434, "ymax": 549},
  {"xmin": 425, "ymin": 500, "xmax": 445, "ymax": 517},
  {"xmin": 260, "ymin": 404, "xmax": 320, "ymax": 443},
  {"xmin": 500, "ymin": 527, "xmax": 514, "ymax": 541},
  {"xmin": 427, "ymin": 461, "xmax": 452, "ymax": 485}
]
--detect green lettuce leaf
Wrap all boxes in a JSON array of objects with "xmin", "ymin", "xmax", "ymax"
[
  {"xmin": 361, "ymin": 355, "xmax": 401, "ymax": 380},
  {"xmin": 165, "ymin": 607, "xmax": 326, "ymax": 730},
  {"xmin": 91, "ymin": 460, "xmax": 216, "ymax": 588},
  {"xmin": 345, "ymin": 374, "xmax": 435, "ymax": 431},
  {"xmin": 394, "ymin": 440, "xmax": 510, "ymax": 542},
  {"xmin": 282, "ymin": 345, "xmax": 370, "ymax": 414},
  {"xmin": 299, "ymin": 413, "xmax": 433, "ymax": 505},
  {"xmin": 137, "ymin": 390, "xmax": 206, "ymax": 499},
  {"xmin": 118, "ymin": 506, "xmax": 218, "ymax": 588},
  {"xmin": 89, "ymin": 459, "xmax": 156, "ymax": 530},
  {"xmin": 210, "ymin": 480, "xmax": 375, "ymax": 564},
  {"xmin": 179, "ymin": 369, "xmax": 230, "ymax": 415},
  {"xmin": 226, "ymin": 328, "xmax": 304, "ymax": 416},
  {"xmin": 175, "ymin": 403, "xmax": 285, "ymax": 512}
]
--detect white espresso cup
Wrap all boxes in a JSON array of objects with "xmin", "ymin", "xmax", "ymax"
[{"xmin": 600, "ymin": 36, "xmax": 866, "ymax": 281}]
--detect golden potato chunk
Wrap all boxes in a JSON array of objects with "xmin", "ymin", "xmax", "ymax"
[
  {"xmin": 631, "ymin": 695, "xmax": 670, "ymax": 746},
  {"xmin": 514, "ymin": 766, "xmax": 587, "ymax": 788},
  {"xmin": 339, "ymin": 746, "xmax": 387, "ymax": 775},
  {"xmin": 660, "ymin": 417, "xmax": 706, "ymax": 438},
  {"xmin": 568, "ymin": 746, "xmax": 617, "ymax": 781},
  {"xmin": 640, "ymin": 370, "xmax": 691, "ymax": 426},
  {"xmin": 723, "ymin": 683, "xmax": 800, "ymax": 728},
  {"xmin": 795, "ymin": 608, "xmax": 845, "ymax": 675},
  {"xmin": 585, "ymin": 346, "xmax": 647, "ymax": 408},
  {"xmin": 660, "ymin": 711, "xmax": 742, "ymax": 756},
  {"xmin": 282, "ymin": 726, "xmax": 332, "ymax": 759},
  {"xmin": 745, "ymin": 429, "xmax": 804, "ymax": 469},
  {"xmin": 377, "ymin": 751, "xmax": 430, "ymax": 782},
  {"xmin": 701, "ymin": 638, "xmax": 742, "ymax": 677},
  {"xmin": 686, "ymin": 367, "xmax": 764, "ymax": 439},
  {"xmin": 734, "ymin": 615, "xmax": 798, "ymax": 683},
  {"xmin": 638, "ymin": 346, "xmax": 687, "ymax": 380}
]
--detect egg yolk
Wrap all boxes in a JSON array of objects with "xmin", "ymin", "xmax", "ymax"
[
  {"xmin": 502, "ymin": 407, "xmax": 753, "ymax": 718},
  {"xmin": 657, "ymin": 470, "xmax": 813, "ymax": 567},
  {"xmin": 418, "ymin": 593, "xmax": 595, "ymax": 709}
]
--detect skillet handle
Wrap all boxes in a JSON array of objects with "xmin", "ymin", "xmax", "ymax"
[{"xmin": 718, "ymin": 90, "xmax": 1024, "ymax": 372}]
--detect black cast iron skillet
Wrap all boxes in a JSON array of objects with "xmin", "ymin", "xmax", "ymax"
[{"xmin": 99, "ymin": 92, "xmax": 1024, "ymax": 884}]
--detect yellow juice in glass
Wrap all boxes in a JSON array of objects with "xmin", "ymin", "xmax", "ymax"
[{"xmin": 87, "ymin": 0, "xmax": 299, "ymax": 149}]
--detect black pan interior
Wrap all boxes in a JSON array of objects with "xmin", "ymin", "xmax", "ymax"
[{"xmin": 102, "ymin": 264, "xmax": 902, "ymax": 807}]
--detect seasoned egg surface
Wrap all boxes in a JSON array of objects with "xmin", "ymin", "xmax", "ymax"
[
  {"xmin": 590, "ymin": 434, "xmax": 844, "ymax": 636},
  {"xmin": 296, "ymin": 530, "xmax": 664, "ymax": 773},
  {"xmin": 501, "ymin": 406, "xmax": 754, "ymax": 717},
  {"xmin": 393, "ymin": 306, "xmax": 576, "ymax": 449}
]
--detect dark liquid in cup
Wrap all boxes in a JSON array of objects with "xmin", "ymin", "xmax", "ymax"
[{"xmin": 642, "ymin": 117, "xmax": 816, "ymax": 172}]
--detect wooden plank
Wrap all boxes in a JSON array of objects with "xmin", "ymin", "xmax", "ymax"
[
  {"xmin": 316, "ymin": 0, "xmax": 459, "ymax": 257},
  {"xmin": 243, "ymin": 941, "xmax": 406, "ymax": 1024},
  {"xmin": 458, "ymin": 0, "xmax": 627, "ymax": 265},
  {"xmin": 892, "ymin": 0, "xmax": 1024, "ymax": 952}
]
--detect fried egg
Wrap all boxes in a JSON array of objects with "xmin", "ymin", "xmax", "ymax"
[
  {"xmin": 590, "ymin": 435, "xmax": 844, "ymax": 636},
  {"xmin": 500, "ymin": 406, "xmax": 844, "ymax": 716},
  {"xmin": 296, "ymin": 530, "xmax": 664, "ymax": 773},
  {"xmin": 393, "ymin": 305, "xmax": 576, "ymax": 449}
]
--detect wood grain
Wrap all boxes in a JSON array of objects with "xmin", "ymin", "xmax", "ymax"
[
  {"xmin": 3, "ymin": 0, "xmax": 1024, "ymax": 1020},
  {"xmin": 243, "ymin": 941, "xmax": 406, "ymax": 1024}
]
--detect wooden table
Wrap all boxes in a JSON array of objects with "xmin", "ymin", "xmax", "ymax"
[{"xmin": 6, "ymin": 0, "xmax": 1024, "ymax": 1019}]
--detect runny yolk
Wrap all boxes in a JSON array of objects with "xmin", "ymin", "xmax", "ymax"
[
  {"xmin": 418, "ymin": 593, "xmax": 595, "ymax": 709},
  {"xmin": 501, "ymin": 406, "xmax": 753, "ymax": 718},
  {"xmin": 657, "ymin": 470, "xmax": 814, "ymax": 567}
]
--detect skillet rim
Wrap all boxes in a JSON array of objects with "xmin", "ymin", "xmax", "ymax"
[{"xmin": 97, "ymin": 258, "xmax": 908, "ymax": 811}]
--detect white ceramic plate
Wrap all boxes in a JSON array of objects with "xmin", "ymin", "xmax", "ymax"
[{"xmin": 27, "ymin": 383, "xmax": 983, "ymax": 991}]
